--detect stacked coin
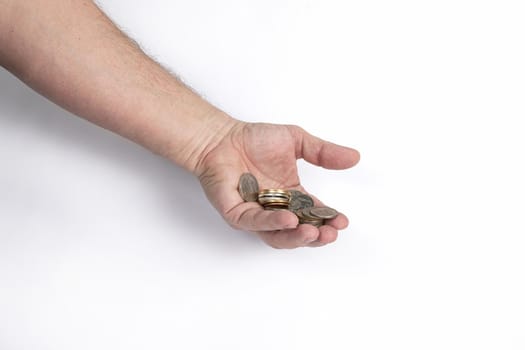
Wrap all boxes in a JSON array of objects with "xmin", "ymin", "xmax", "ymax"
[
  {"xmin": 258, "ymin": 189, "xmax": 291, "ymax": 210},
  {"xmin": 238, "ymin": 172, "xmax": 339, "ymax": 228}
]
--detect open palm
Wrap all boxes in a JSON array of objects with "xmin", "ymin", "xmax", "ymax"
[{"xmin": 197, "ymin": 122, "xmax": 360, "ymax": 248}]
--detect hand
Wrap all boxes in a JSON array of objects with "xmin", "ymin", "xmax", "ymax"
[
  {"xmin": 0, "ymin": 1, "xmax": 358, "ymax": 249},
  {"xmin": 196, "ymin": 121, "xmax": 360, "ymax": 249}
]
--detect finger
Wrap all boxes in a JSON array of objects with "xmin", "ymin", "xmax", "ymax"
[
  {"xmin": 325, "ymin": 212, "xmax": 349, "ymax": 230},
  {"xmin": 289, "ymin": 125, "xmax": 360, "ymax": 170},
  {"xmin": 307, "ymin": 225, "xmax": 339, "ymax": 247},
  {"xmin": 226, "ymin": 203, "xmax": 299, "ymax": 232},
  {"xmin": 258, "ymin": 224, "xmax": 320, "ymax": 249}
]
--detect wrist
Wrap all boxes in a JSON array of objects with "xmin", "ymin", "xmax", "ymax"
[{"xmin": 160, "ymin": 107, "xmax": 241, "ymax": 175}]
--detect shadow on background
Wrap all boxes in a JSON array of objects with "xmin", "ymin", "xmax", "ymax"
[{"xmin": 0, "ymin": 68, "xmax": 257, "ymax": 251}]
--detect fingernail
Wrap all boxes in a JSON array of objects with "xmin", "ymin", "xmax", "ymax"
[{"xmin": 304, "ymin": 236, "xmax": 318, "ymax": 244}]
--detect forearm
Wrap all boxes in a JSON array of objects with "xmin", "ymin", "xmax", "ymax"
[{"xmin": 0, "ymin": 0, "xmax": 236, "ymax": 173}]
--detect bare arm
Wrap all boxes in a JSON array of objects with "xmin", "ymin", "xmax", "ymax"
[
  {"xmin": 0, "ymin": 0, "xmax": 360, "ymax": 248},
  {"xmin": 0, "ymin": 0, "xmax": 234, "ymax": 172}
]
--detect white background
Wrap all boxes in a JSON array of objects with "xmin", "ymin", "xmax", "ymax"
[{"xmin": 1, "ymin": 1, "xmax": 524, "ymax": 349}]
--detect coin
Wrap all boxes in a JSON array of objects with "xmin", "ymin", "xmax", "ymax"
[
  {"xmin": 258, "ymin": 189, "xmax": 291, "ymax": 197},
  {"xmin": 302, "ymin": 220, "xmax": 323, "ymax": 228},
  {"xmin": 264, "ymin": 205, "xmax": 289, "ymax": 211},
  {"xmin": 288, "ymin": 191, "xmax": 314, "ymax": 212},
  {"xmin": 310, "ymin": 207, "xmax": 338, "ymax": 219},
  {"xmin": 238, "ymin": 173, "xmax": 259, "ymax": 202},
  {"xmin": 295, "ymin": 208, "xmax": 324, "ymax": 227},
  {"xmin": 296, "ymin": 207, "xmax": 314, "ymax": 218},
  {"xmin": 259, "ymin": 194, "xmax": 288, "ymax": 197},
  {"xmin": 295, "ymin": 208, "xmax": 316, "ymax": 220}
]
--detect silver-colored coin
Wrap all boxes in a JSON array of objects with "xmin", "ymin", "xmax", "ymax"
[
  {"xmin": 309, "ymin": 207, "xmax": 338, "ymax": 220},
  {"xmin": 296, "ymin": 208, "xmax": 324, "ymax": 227},
  {"xmin": 289, "ymin": 192, "xmax": 314, "ymax": 212},
  {"xmin": 258, "ymin": 194, "xmax": 290, "ymax": 200},
  {"xmin": 238, "ymin": 173, "xmax": 259, "ymax": 202},
  {"xmin": 258, "ymin": 189, "xmax": 291, "ymax": 199},
  {"xmin": 288, "ymin": 190, "xmax": 304, "ymax": 198},
  {"xmin": 296, "ymin": 207, "xmax": 316, "ymax": 220}
]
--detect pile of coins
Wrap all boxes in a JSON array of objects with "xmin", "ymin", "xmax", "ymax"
[
  {"xmin": 238, "ymin": 173, "xmax": 338, "ymax": 228},
  {"xmin": 258, "ymin": 189, "xmax": 291, "ymax": 210}
]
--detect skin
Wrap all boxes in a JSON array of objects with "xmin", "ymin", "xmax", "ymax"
[{"xmin": 0, "ymin": 0, "xmax": 360, "ymax": 248}]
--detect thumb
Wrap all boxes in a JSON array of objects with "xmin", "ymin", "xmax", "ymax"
[{"xmin": 289, "ymin": 125, "xmax": 360, "ymax": 169}]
